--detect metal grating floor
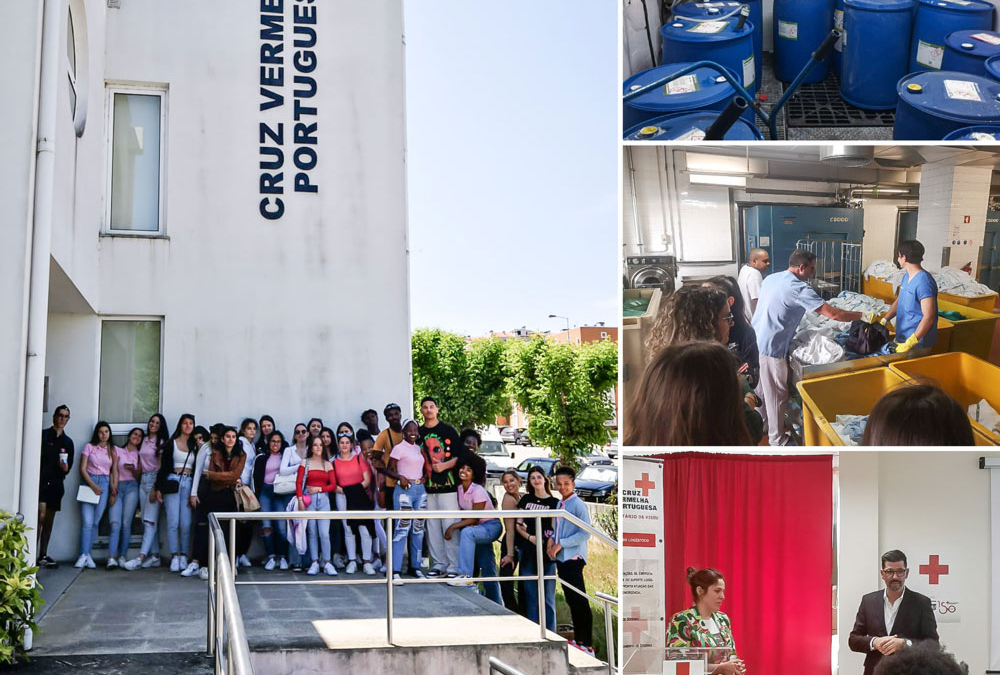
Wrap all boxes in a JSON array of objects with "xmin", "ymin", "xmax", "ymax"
[{"xmin": 783, "ymin": 73, "xmax": 896, "ymax": 128}]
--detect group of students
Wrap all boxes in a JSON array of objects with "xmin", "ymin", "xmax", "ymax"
[
  {"xmin": 35, "ymin": 398, "xmax": 597, "ymax": 654},
  {"xmin": 625, "ymin": 243, "xmax": 975, "ymax": 446}
]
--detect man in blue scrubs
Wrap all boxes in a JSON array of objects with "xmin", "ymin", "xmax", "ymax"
[
  {"xmin": 882, "ymin": 240, "xmax": 937, "ymax": 355},
  {"xmin": 753, "ymin": 249, "xmax": 863, "ymax": 445}
]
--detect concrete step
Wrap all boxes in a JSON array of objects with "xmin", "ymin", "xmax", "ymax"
[
  {"xmin": 6, "ymin": 652, "xmax": 212, "ymax": 674},
  {"xmin": 567, "ymin": 645, "xmax": 609, "ymax": 675}
]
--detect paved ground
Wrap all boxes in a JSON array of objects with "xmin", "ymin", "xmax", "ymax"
[
  {"xmin": 9, "ymin": 652, "xmax": 213, "ymax": 674},
  {"xmin": 31, "ymin": 565, "xmax": 522, "ymax": 656}
]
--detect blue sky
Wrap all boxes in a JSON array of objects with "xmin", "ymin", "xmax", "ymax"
[{"xmin": 404, "ymin": 1, "xmax": 618, "ymax": 337}]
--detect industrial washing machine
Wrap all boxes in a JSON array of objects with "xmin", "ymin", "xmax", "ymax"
[{"xmin": 625, "ymin": 255, "xmax": 677, "ymax": 292}]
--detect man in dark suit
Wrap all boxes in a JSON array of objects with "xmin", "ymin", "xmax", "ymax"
[{"xmin": 849, "ymin": 550, "xmax": 939, "ymax": 675}]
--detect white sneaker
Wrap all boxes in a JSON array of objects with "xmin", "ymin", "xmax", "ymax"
[
  {"xmin": 362, "ymin": 562, "xmax": 375, "ymax": 576},
  {"xmin": 123, "ymin": 557, "xmax": 143, "ymax": 571},
  {"xmin": 106, "ymin": 557, "xmax": 119, "ymax": 570},
  {"xmin": 333, "ymin": 553, "xmax": 346, "ymax": 569},
  {"xmin": 117, "ymin": 556, "xmax": 128, "ymax": 568},
  {"xmin": 324, "ymin": 562, "xmax": 338, "ymax": 576},
  {"xmin": 181, "ymin": 562, "xmax": 200, "ymax": 577},
  {"xmin": 263, "ymin": 557, "xmax": 276, "ymax": 571},
  {"xmin": 142, "ymin": 555, "xmax": 160, "ymax": 569},
  {"xmin": 199, "ymin": 567, "xmax": 210, "ymax": 580},
  {"xmin": 278, "ymin": 557, "xmax": 289, "ymax": 570},
  {"xmin": 179, "ymin": 556, "xmax": 188, "ymax": 570},
  {"xmin": 371, "ymin": 559, "xmax": 384, "ymax": 573},
  {"xmin": 307, "ymin": 561, "xmax": 320, "ymax": 576},
  {"xmin": 74, "ymin": 554, "xmax": 88, "ymax": 569},
  {"xmin": 447, "ymin": 575, "xmax": 474, "ymax": 587},
  {"xmin": 345, "ymin": 560, "xmax": 357, "ymax": 574},
  {"xmin": 392, "ymin": 573, "xmax": 404, "ymax": 585},
  {"xmin": 238, "ymin": 554, "xmax": 252, "ymax": 568},
  {"xmin": 169, "ymin": 556, "xmax": 181, "ymax": 573},
  {"xmin": 85, "ymin": 555, "xmax": 96, "ymax": 569}
]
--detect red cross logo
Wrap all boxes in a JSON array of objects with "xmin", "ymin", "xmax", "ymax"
[
  {"xmin": 919, "ymin": 555, "xmax": 949, "ymax": 585},
  {"xmin": 634, "ymin": 473, "xmax": 656, "ymax": 496},
  {"xmin": 625, "ymin": 606, "xmax": 649, "ymax": 644}
]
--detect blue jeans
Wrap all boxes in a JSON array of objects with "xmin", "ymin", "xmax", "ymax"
[
  {"xmin": 139, "ymin": 471, "xmax": 160, "ymax": 556},
  {"xmin": 520, "ymin": 554, "xmax": 557, "ymax": 629},
  {"xmin": 258, "ymin": 484, "xmax": 289, "ymax": 558},
  {"xmin": 108, "ymin": 479, "xmax": 139, "ymax": 558},
  {"xmin": 458, "ymin": 519, "xmax": 502, "ymax": 603},
  {"xmin": 79, "ymin": 474, "xmax": 110, "ymax": 556},
  {"xmin": 163, "ymin": 474, "xmax": 193, "ymax": 556},
  {"xmin": 305, "ymin": 492, "xmax": 332, "ymax": 563},
  {"xmin": 391, "ymin": 482, "xmax": 427, "ymax": 573}
]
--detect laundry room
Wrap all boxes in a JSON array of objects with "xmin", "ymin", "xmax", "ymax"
[{"xmin": 622, "ymin": 143, "xmax": 1000, "ymax": 447}]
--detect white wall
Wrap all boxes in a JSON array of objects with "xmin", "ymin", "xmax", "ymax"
[
  {"xmin": 860, "ymin": 199, "xmax": 917, "ymax": 270},
  {"xmin": 839, "ymin": 452, "xmax": 992, "ymax": 675}
]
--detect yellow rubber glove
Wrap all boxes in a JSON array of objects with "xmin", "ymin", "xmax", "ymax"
[
  {"xmin": 894, "ymin": 333, "xmax": 920, "ymax": 354},
  {"xmin": 862, "ymin": 311, "xmax": 876, "ymax": 324},
  {"xmin": 879, "ymin": 316, "xmax": 889, "ymax": 327}
]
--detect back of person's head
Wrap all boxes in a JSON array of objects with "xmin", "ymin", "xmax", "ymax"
[
  {"xmin": 897, "ymin": 239, "xmax": 925, "ymax": 265},
  {"xmin": 873, "ymin": 643, "xmax": 967, "ymax": 675},
  {"xmin": 625, "ymin": 341, "xmax": 752, "ymax": 446},
  {"xmin": 788, "ymin": 249, "xmax": 816, "ymax": 268},
  {"xmin": 647, "ymin": 285, "xmax": 729, "ymax": 357},
  {"xmin": 861, "ymin": 383, "xmax": 974, "ymax": 446},
  {"xmin": 686, "ymin": 567, "xmax": 724, "ymax": 604}
]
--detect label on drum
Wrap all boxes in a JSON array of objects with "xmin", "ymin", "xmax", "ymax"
[
  {"xmin": 833, "ymin": 10, "xmax": 844, "ymax": 52},
  {"xmin": 688, "ymin": 20, "xmax": 728, "ymax": 33},
  {"xmin": 672, "ymin": 126, "xmax": 707, "ymax": 141},
  {"xmin": 664, "ymin": 75, "xmax": 701, "ymax": 95},
  {"xmin": 972, "ymin": 33, "xmax": 1000, "ymax": 45},
  {"xmin": 970, "ymin": 132, "xmax": 999, "ymax": 140},
  {"xmin": 916, "ymin": 40, "xmax": 945, "ymax": 69},
  {"xmin": 944, "ymin": 79, "xmax": 983, "ymax": 102},
  {"xmin": 778, "ymin": 20, "xmax": 798, "ymax": 40},
  {"xmin": 743, "ymin": 55, "xmax": 756, "ymax": 87}
]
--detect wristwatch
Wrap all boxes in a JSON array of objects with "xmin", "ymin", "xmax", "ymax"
[{"xmin": 905, "ymin": 639, "xmax": 912, "ymax": 648}]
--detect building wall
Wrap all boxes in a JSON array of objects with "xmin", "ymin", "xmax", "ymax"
[
  {"xmin": 839, "ymin": 452, "xmax": 991, "ymax": 675},
  {"xmin": 7, "ymin": 0, "xmax": 411, "ymax": 558}
]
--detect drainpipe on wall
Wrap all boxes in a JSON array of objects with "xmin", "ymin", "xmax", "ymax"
[{"xmin": 18, "ymin": 0, "xmax": 61, "ymax": 569}]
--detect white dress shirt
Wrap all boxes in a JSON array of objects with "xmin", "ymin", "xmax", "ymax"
[{"xmin": 870, "ymin": 588, "xmax": 905, "ymax": 651}]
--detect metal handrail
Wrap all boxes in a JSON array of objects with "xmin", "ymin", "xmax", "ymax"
[
  {"xmin": 489, "ymin": 656, "xmax": 532, "ymax": 675},
  {"xmin": 207, "ymin": 516, "xmax": 255, "ymax": 675},
  {"xmin": 206, "ymin": 508, "xmax": 618, "ymax": 672}
]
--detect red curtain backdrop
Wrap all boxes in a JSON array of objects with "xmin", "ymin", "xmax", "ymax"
[{"xmin": 660, "ymin": 452, "xmax": 833, "ymax": 675}]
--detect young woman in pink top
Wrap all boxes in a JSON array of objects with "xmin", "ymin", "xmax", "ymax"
[
  {"xmin": 252, "ymin": 430, "xmax": 291, "ymax": 571},
  {"xmin": 333, "ymin": 429, "xmax": 377, "ymax": 575},
  {"xmin": 388, "ymin": 420, "xmax": 428, "ymax": 579},
  {"xmin": 108, "ymin": 427, "xmax": 144, "ymax": 569},
  {"xmin": 445, "ymin": 458, "xmax": 502, "ymax": 603},
  {"xmin": 296, "ymin": 435, "xmax": 338, "ymax": 576},
  {"xmin": 75, "ymin": 421, "xmax": 119, "ymax": 569},
  {"xmin": 123, "ymin": 414, "xmax": 169, "ymax": 570}
]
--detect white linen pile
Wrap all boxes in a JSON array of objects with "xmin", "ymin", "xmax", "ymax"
[{"xmin": 864, "ymin": 260, "xmax": 994, "ymax": 298}]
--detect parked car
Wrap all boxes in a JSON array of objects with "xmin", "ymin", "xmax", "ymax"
[
  {"xmin": 481, "ymin": 440, "xmax": 519, "ymax": 478},
  {"xmin": 604, "ymin": 439, "xmax": 618, "ymax": 459},
  {"xmin": 514, "ymin": 456, "xmax": 560, "ymax": 484},
  {"xmin": 578, "ymin": 450, "xmax": 614, "ymax": 466},
  {"xmin": 515, "ymin": 428, "xmax": 532, "ymax": 446},
  {"xmin": 499, "ymin": 426, "xmax": 518, "ymax": 444},
  {"xmin": 574, "ymin": 464, "xmax": 617, "ymax": 503}
]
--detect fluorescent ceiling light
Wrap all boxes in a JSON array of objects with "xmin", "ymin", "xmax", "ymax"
[{"xmin": 688, "ymin": 173, "xmax": 747, "ymax": 187}]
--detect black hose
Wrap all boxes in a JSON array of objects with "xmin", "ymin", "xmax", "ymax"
[
  {"xmin": 813, "ymin": 30, "xmax": 841, "ymax": 61},
  {"xmin": 735, "ymin": 4, "xmax": 749, "ymax": 30},
  {"xmin": 704, "ymin": 97, "xmax": 748, "ymax": 140}
]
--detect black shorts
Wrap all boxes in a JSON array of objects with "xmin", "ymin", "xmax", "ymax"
[{"xmin": 39, "ymin": 481, "xmax": 65, "ymax": 511}]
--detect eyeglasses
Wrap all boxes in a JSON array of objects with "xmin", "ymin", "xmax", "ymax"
[
  {"xmin": 723, "ymin": 314, "xmax": 735, "ymax": 325},
  {"xmin": 881, "ymin": 569, "xmax": 908, "ymax": 577}
]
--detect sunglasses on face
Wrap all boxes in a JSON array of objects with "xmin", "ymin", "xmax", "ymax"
[
  {"xmin": 337, "ymin": 432, "xmax": 352, "ymax": 438},
  {"xmin": 295, "ymin": 429, "xmax": 308, "ymax": 435}
]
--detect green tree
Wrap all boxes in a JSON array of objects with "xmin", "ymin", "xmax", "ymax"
[
  {"xmin": 505, "ymin": 335, "xmax": 618, "ymax": 466},
  {"xmin": 410, "ymin": 329, "xmax": 510, "ymax": 430}
]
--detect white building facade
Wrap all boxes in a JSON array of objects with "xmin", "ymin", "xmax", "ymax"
[{"xmin": 1, "ymin": 0, "xmax": 411, "ymax": 561}]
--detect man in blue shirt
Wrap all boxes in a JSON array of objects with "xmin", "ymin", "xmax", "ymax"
[
  {"xmin": 881, "ymin": 240, "xmax": 937, "ymax": 355},
  {"xmin": 752, "ymin": 249, "xmax": 863, "ymax": 445}
]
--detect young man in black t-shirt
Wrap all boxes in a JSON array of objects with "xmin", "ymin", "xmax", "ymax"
[
  {"xmin": 38, "ymin": 405, "xmax": 74, "ymax": 567},
  {"xmin": 418, "ymin": 397, "xmax": 462, "ymax": 577}
]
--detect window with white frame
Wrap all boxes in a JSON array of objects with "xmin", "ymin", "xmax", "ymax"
[
  {"xmin": 98, "ymin": 319, "xmax": 162, "ymax": 433},
  {"xmin": 106, "ymin": 86, "xmax": 165, "ymax": 233},
  {"xmin": 66, "ymin": 0, "xmax": 89, "ymax": 137}
]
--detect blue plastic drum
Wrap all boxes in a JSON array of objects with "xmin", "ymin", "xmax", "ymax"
[
  {"xmin": 909, "ymin": 0, "xmax": 994, "ymax": 73},
  {"xmin": 942, "ymin": 30, "xmax": 1000, "ymax": 76},
  {"xmin": 895, "ymin": 70, "xmax": 1000, "ymax": 139},
  {"xmin": 671, "ymin": 1, "xmax": 763, "ymax": 85},
  {"xmin": 660, "ymin": 16, "xmax": 757, "ymax": 96},
  {"xmin": 773, "ymin": 0, "xmax": 834, "ymax": 83},
  {"xmin": 987, "ymin": 54, "xmax": 1000, "ymax": 81},
  {"xmin": 622, "ymin": 62, "xmax": 743, "ymax": 131},
  {"xmin": 623, "ymin": 111, "xmax": 764, "ymax": 141},
  {"xmin": 942, "ymin": 124, "xmax": 1000, "ymax": 139},
  {"xmin": 841, "ymin": 0, "xmax": 915, "ymax": 110}
]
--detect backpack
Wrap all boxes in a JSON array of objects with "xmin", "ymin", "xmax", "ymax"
[{"xmin": 847, "ymin": 320, "xmax": 890, "ymax": 355}]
